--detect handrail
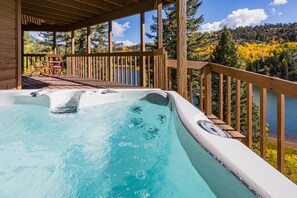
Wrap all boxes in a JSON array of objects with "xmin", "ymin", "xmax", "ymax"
[
  {"xmin": 64, "ymin": 51, "xmax": 154, "ymax": 57},
  {"xmin": 209, "ymin": 63, "xmax": 297, "ymax": 99}
]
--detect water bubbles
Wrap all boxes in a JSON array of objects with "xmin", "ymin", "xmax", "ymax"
[
  {"xmin": 143, "ymin": 126, "xmax": 159, "ymax": 140},
  {"xmin": 136, "ymin": 170, "xmax": 147, "ymax": 180},
  {"xmin": 130, "ymin": 118, "xmax": 144, "ymax": 128},
  {"xmin": 135, "ymin": 189, "xmax": 150, "ymax": 198},
  {"xmin": 157, "ymin": 114, "xmax": 167, "ymax": 124},
  {"xmin": 143, "ymin": 143, "xmax": 155, "ymax": 150},
  {"xmin": 129, "ymin": 105, "xmax": 143, "ymax": 114}
]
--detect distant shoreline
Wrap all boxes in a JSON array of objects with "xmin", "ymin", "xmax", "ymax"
[{"xmin": 267, "ymin": 135, "xmax": 297, "ymax": 149}]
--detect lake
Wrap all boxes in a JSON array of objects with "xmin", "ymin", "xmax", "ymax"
[{"xmin": 253, "ymin": 86, "xmax": 297, "ymax": 142}]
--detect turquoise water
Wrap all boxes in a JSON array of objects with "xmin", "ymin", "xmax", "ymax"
[{"xmin": 0, "ymin": 100, "xmax": 217, "ymax": 197}]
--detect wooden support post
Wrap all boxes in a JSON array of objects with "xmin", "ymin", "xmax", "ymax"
[
  {"xmin": 157, "ymin": 1, "xmax": 163, "ymax": 48},
  {"xmin": 277, "ymin": 93, "xmax": 285, "ymax": 173},
  {"xmin": 247, "ymin": 83, "xmax": 253, "ymax": 149},
  {"xmin": 140, "ymin": 12, "xmax": 146, "ymax": 87},
  {"xmin": 71, "ymin": 30, "xmax": 75, "ymax": 76},
  {"xmin": 109, "ymin": 20, "xmax": 113, "ymax": 81},
  {"xmin": 156, "ymin": 1, "xmax": 163, "ymax": 89},
  {"xmin": 177, "ymin": 0, "xmax": 187, "ymax": 98},
  {"xmin": 204, "ymin": 66, "xmax": 212, "ymax": 115},
  {"xmin": 53, "ymin": 31, "xmax": 56, "ymax": 54},
  {"xmin": 87, "ymin": 26, "xmax": 91, "ymax": 78},
  {"xmin": 260, "ymin": 87, "xmax": 267, "ymax": 159},
  {"xmin": 16, "ymin": 0, "xmax": 22, "ymax": 89},
  {"xmin": 21, "ymin": 30, "xmax": 24, "ymax": 75}
]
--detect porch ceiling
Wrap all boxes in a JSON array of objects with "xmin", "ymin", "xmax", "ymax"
[{"xmin": 22, "ymin": 0, "xmax": 173, "ymax": 32}]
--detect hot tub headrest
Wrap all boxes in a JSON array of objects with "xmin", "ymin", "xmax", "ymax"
[{"xmin": 145, "ymin": 91, "xmax": 169, "ymax": 106}]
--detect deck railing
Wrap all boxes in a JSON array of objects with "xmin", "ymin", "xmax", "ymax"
[
  {"xmin": 167, "ymin": 60, "xmax": 297, "ymax": 174},
  {"xmin": 64, "ymin": 48, "xmax": 167, "ymax": 88},
  {"xmin": 22, "ymin": 54, "xmax": 64, "ymax": 75}
]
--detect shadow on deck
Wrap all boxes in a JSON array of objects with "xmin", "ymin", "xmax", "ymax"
[{"xmin": 22, "ymin": 75, "xmax": 139, "ymax": 89}]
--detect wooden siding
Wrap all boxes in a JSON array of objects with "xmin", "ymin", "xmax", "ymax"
[{"xmin": 0, "ymin": 0, "xmax": 21, "ymax": 89}]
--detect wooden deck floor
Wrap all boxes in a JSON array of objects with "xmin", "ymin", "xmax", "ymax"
[{"xmin": 22, "ymin": 75, "xmax": 138, "ymax": 89}]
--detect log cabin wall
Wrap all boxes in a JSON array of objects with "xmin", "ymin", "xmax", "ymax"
[{"xmin": 0, "ymin": 0, "xmax": 21, "ymax": 89}]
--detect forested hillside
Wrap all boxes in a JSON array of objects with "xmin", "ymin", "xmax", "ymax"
[
  {"xmin": 208, "ymin": 23, "xmax": 297, "ymax": 44},
  {"xmin": 201, "ymin": 23, "xmax": 297, "ymax": 81}
]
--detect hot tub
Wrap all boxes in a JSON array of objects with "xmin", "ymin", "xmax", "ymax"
[{"xmin": 0, "ymin": 89, "xmax": 296, "ymax": 197}]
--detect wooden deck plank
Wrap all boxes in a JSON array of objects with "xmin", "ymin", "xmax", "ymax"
[
  {"xmin": 22, "ymin": 75, "xmax": 138, "ymax": 89},
  {"xmin": 207, "ymin": 114, "xmax": 247, "ymax": 141}
]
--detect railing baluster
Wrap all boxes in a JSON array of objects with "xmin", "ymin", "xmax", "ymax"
[
  {"xmin": 277, "ymin": 93, "xmax": 285, "ymax": 173},
  {"xmin": 134, "ymin": 56, "xmax": 137, "ymax": 85},
  {"xmin": 189, "ymin": 69, "xmax": 193, "ymax": 104},
  {"xmin": 226, "ymin": 76, "xmax": 231, "ymax": 125},
  {"xmin": 120, "ymin": 56, "xmax": 123, "ymax": 83},
  {"xmin": 199, "ymin": 70, "xmax": 204, "ymax": 112},
  {"xmin": 130, "ymin": 56, "xmax": 132, "ymax": 85},
  {"xmin": 148, "ymin": 56, "xmax": 151, "ymax": 87},
  {"xmin": 125, "ymin": 57, "xmax": 128, "ymax": 84},
  {"xmin": 117, "ymin": 57, "xmax": 120, "ymax": 83},
  {"xmin": 260, "ymin": 87, "xmax": 267, "ymax": 159},
  {"xmin": 247, "ymin": 83, "xmax": 253, "ymax": 148},
  {"xmin": 105, "ymin": 56, "xmax": 108, "ymax": 81},
  {"xmin": 219, "ymin": 73, "xmax": 223, "ymax": 120},
  {"xmin": 236, "ymin": 79, "xmax": 241, "ymax": 131},
  {"xmin": 203, "ymin": 66, "xmax": 212, "ymax": 115}
]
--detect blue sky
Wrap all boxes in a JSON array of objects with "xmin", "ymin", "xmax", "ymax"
[
  {"xmin": 31, "ymin": 0, "xmax": 297, "ymax": 46},
  {"xmin": 111, "ymin": 0, "xmax": 297, "ymax": 45}
]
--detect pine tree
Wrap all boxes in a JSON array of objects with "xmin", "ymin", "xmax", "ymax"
[
  {"xmin": 147, "ymin": 0, "xmax": 207, "ymax": 61},
  {"xmin": 211, "ymin": 27, "xmax": 260, "ymax": 140},
  {"xmin": 91, "ymin": 23, "xmax": 108, "ymax": 53},
  {"xmin": 147, "ymin": 0, "xmax": 208, "ymax": 96},
  {"xmin": 38, "ymin": 32, "xmax": 54, "ymax": 53}
]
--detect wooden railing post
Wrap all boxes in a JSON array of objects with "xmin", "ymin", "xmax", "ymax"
[
  {"xmin": 235, "ymin": 79, "xmax": 241, "ymax": 131},
  {"xmin": 277, "ymin": 93, "xmax": 285, "ymax": 173},
  {"xmin": 189, "ymin": 69, "xmax": 193, "ymax": 103},
  {"xmin": 71, "ymin": 30, "xmax": 75, "ymax": 76},
  {"xmin": 87, "ymin": 26, "xmax": 92, "ymax": 78},
  {"xmin": 226, "ymin": 76, "xmax": 231, "ymax": 125},
  {"xmin": 203, "ymin": 65, "xmax": 212, "ymax": 115},
  {"xmin": 199, "ymin": 70, "xmax": 204, "ymax": 112},
  {"xmin": 219, "ymin": 74, "xmax": 223, "ymax": 120},
  {"xmin": 260, "ymin": 88, "xmax": 267, "ymax": 159},
  {"xmin": 140, "ymin": 12, "xmax": 146, "ymax": 87},
  {"xmin": 164, "ymin": 50, "xmax": 168, "ymax": 90},
  {"xmin": 247, "ymin": 83, "xmax": 253, "ymax": 149}
]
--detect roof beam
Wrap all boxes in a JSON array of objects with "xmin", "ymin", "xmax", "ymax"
[
  {"xmin": 76, "ymin": 0, "xmax": 113, "ymax": 11},
  {"xmin": 46, "ymin": 0, "xmax": 104, "ymax": 15},
  {"xmin": 67, "ymin": 0, "xmax": 155, "ymax": 31},
  {"xmin": 21, "ymin": 4, "xmax": 87, "ymax": 21},
  {"xmin": 22, "ymin": 0, "xmax": 95, "ymax": 18},
  {"xmin": 21, "ymin": 12, "xmax": 71, "ymax": 25},
  {"xmin": 104, "ymin": 0, "xmax": 125, "ymax": 7},
  {"xmin": 22, "ymin": 24, "xmax": 67, "ymax": 32},
  {"xmin": 22, "ymin": 9, "xmax": 77, "ymax": 24}
]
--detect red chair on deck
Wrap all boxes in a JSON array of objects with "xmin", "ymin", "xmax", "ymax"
[{"xmin": 29, "ymin": 59, "xmax": 47, "ymax": 76}]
